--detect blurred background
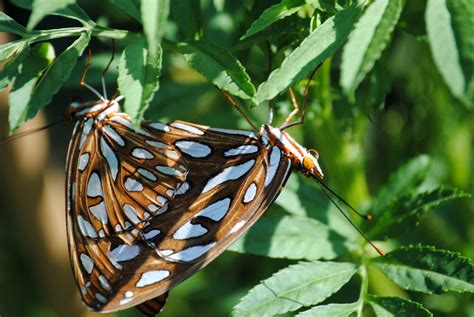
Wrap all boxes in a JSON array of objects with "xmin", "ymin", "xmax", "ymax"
[{"xmin": 0, "ymin": 1, "xmax": 472, "ymax": 316}]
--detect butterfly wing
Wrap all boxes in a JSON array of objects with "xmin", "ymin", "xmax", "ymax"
[{"xmin": 66, "ymin": 118, "xmax": 292, "ymax": 312}]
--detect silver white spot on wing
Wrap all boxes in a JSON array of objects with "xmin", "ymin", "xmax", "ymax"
[
  {"xmin": 171, "ymin": 122, "xmax": 204, "ymax": 135},
  {"xmin": 147, "ymin": 204, "xmax": 159, "ymax": 212},
  {"xmin": 78, "ymin": 153, "xmax": 90, "ymax": 171},
  {"xmin": 124, "ymin": 177, "xmax": 144, "ymax": 192},
  {"xmin": 176, "ymin": 182, "xmax": 190, "ymax": 195},
  {"xmin": 89, "ymin": 201, "xmax": 108, "ymax": 224},
  {"xmin": 79, "ymin": 118, "xmax": 93, "ymax": 148},
  {"xmin": 166, "ymin": 150, "xmax": 179, "ymax": 159},
  {"xmin": 166, "ymin": 242, "xmax": 216, "ymax": 262},
  {"xmin": 264, "ymin": 146, "xmax": 281, "ymax": 187},
  {"xmin": 175, "ymin": 140, "xmax": 211, "ymax": 158},
  {"xmin": 229, "ymin": 220, "xmax": 246, "ymax": 234},
  {"xmin": 136, "ymin": 270, "xmax": 170, "ymax": 287},
  {"xmin": 95, "ymin": 293, "xmax": 107, "ymax": 303},
  {"xmin": 137, "ymin": 168, "xmax": 157, "ymax": 181},
  {"xmin": 131, "ymin": 148, "xmax": 154, "ymax": 160},
  {"xmin": 148, "ymin": 122, "xmax": 170, "ymax": 132},
  {"xmin": 142, "ymin": 229, "xmax": 161, "ymax": 240},
  {"xmin": 195, "ymin": 198, "xmax": 231, "ymax": 221},
  {"xmin": 202, "ymin": 160, "xmax": 255, "ymax": 193},
  {"xmin": 102, "ymin": 125, "xmax": 125, "ymax": 146},
  {"xmin": 207, "ymin": 127, "xmax": 256, "ymax": 139},
  {"xmin": 77, "ymin": 215, "xmax": 98, "ymax": 238},
  {"xmin": 109, "ymin": 116, "xmax": 133, "ymax": 129},
  {"xmin": 243, "ymin": 183, "xmax": 257, "ymax": 203},
  {"xmin": 173, "ymin": 222, "xmax": 208, "ymax": 240},
  {"xmin": 100, "ymin": 136, "xmax": 119, "ymax": 181},
  {"xmin": 156, "ymin": 166, "xmax": 184, "ymax": 177},
  {"xmin": 110, "ymin": 244, "xmax": 140, "ymax": 262},
  {"xmin": 123, "ymin": 204, "xmax": 141, "ymax": 224},
  {"xmin": 146, "ymin": 140, "xmax": 167, "ymax": 148},
  {"xmin": 224, "ymin": 144, "xmax": 259, "ymax": 157},
  {"xmin": 99, "ymin": 275, "xmax": 111, "ymax": 291},
  {"xmin": 156, "ymin": 196, "xmax": 167, "ymax": 205},
  {"xmin": 80, "ymin": 253, "xmax": 94, "ymax": 274},
  {"xmin": 87, "ymin": 172, "xmax": 103, "ymax": 197}
]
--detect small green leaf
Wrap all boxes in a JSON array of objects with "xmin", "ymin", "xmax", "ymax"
[
  {"xmin": 366, "ymin": 295, "xmax": 432, "ymax": 317},
  {"xmin": 340, "ymin": 0, "xmax": 404, "ymax": 94},
  {"xmin": 241, "ymin": 0, "xmax": 305, "ymax": 39},
  {"xmin": 27, "ymin": 0, "xmax": 77, "ymax": 29},
  {"xmin": 0, "ymin": 40, "xmax": 27, "ymax": 65},
  {"xmin": 171, "ymin": 0, "xmax": 201, "ymax": 40},
  {"xmin": 118, "ymin": 37, "xmax": 163, "ymax": 126},
  {"xmin": 110, "ymin": 0, "xmax": 141, "ymax": 23},
  {"xmin": 0, "ymin": 43, "xmax": 29, "ymax": 90},
  {"xmin": 231, "ymin": 261, "xmax": 357, "ymax": 317},
  {"xmin": 11, "ymin": 0, "xmax": 92, "ymax": 25},
  {"xmin": 8, "ymin": 43, "xmax": 55, "ymax": 131},
  {"xmin": 256, "ymin": 1, "xmax": 363, "ymax": 104},
  {"xmin": 371, "ymin": 155, "xmax": 430, "ymax": 216},
  {"xmin": 176, "ymin": 40, "xmax": 256, "ymax": 100},
  {"xmin": 228, "ymin": 214, "xmax": 356, "ymax": 260},
  {"xmin": 0, "ymin": 12, "xmax": 28, "ymax": 36},
  {"xmin": 371, "ymin": 245, "xmax": 474, "ymax": 294},
  {"xmin": 426, "ymin": 0, "xmax": 466, "ymax": 100},
  {"xmin": 26, "ymin": 32, "xmax": 90, "ymax": 122},
  {"xmin": 295, "ymin": 302, "xmax": 360, "ymax": 316},
  {"xmin": 141, "ymin": 0, "xmax": 169, "ymax": 58},
  {"xmin": 366, "ymin": 187, "xmax": 470, "ymax": 240}
]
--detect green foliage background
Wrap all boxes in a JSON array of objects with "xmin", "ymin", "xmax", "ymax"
[{"xmin": 0, "ymin": 0, "xmax": 472, "ymax": 316}]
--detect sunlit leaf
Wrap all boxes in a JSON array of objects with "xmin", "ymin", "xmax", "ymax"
[
  {"xmin": 0, "ymin": 12, "xmax": 28, "ymax": 36},
  {"xmin": 340, "ymin": 0, "xmax": 404, "ymax": 94},
  {"xmin": 27, "ymin": 0, "xmax": 77, "ymax": 29},
  {"xmin": 371, "ymin": 245, "xmax": 474, "ymax": 294},
  {"xmin": 295, "ymin": 302, "xmax": 360, "ymax": 316},
  {"xmin": 11, "ymin": 0, "xmax": 92, "ymax": 24},
  {"xmin": 231, "ymin": 261, "xmax": 357, "ymax": 317},
  {"xmin": 366, "ymin": 295, "xmax": 432, "ymax": 317},
  {"xmin": 110, "ymin": 0, "xmax": 141, "ymax": 23},
  {"xmin": 241, "ymin": 0, "xmax": 305, "ymax": 39},
  {"xmin": 256, "ymin": 1, "xmax": 362, "ymax": 104}
]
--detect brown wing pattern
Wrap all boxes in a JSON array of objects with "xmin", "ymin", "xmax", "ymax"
[{"xmin": 66, "ymin": 118, "xmax": 292, "ymax": 313}]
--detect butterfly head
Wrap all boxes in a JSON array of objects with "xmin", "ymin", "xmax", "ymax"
[
  {"xmin": 65, "ymin": 97, "xmax": 121, "ymax": 122},
  {"xmin": 302, "ymin": 149, "xmax": 324, "ymax": 179}
]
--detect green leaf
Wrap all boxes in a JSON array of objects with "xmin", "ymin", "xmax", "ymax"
[
  {"xmin": 367, "ymin": 187, "xmax": 470, "ymax": 240},
  {"xmin": 371, "ymin": 245, "xmax": 474, "ymax": 294},
  {"xmin": 0, "ymin": 43, "xmax": 29, "ymax": 90},
  {"xmin": 228, "ymin": 214, "xmax": 356, "ymax": 260},
  {"xmin": 256, "ymin": 1, "xmax": 363, "ymax": 104},
  {"xmin": 371, "ymin": 155, "xmax": 430, "ymax": 216},
  {"xmin": 171, "ymin": 0, "xmax": 201, "ymax": 40},
  {"xmin": 175, "ymin": 40, "xmax": 256, "ymax": 100},
  {"xmin": 11, "ymin": 0, "xmax": 92, "ymax": 25},
  {"xmin": 8, "ymin": 43, "xmax": 55, "ymax": 131},
  {"xmin": 231, "ymin": 261, "xmax": 357, "ymax": 317},
  {"xmin": 27, "ymin": 0, "xmax": 77, "ymax": 29},
  {"xmin": 426, "ymin": 0, "xmax": 466, "ymax": 100},
  {"xmin": 118, "ymin": 37, "xmax": 163, "ymax": 126},
  {"xmin": 366, "ymin": 295, "xmax": 432, "ymax": 317},
  {"xmin": 0, "ymin": 40, "xmax": 27, "ymax": 65},
  {"xmin": 295, "ymin": 302, "xmax": 360, "ymax": 316},
  {"xmin": 445, "ymin": 0, "xmax": 474, "ymax": 104},
  {"xmin": 110, "ymin": 0, "xmax": 142, "ymax": 23},
  {"xmin": 340, "ymin": 0, "xmax": 404, "ymax": 94},
  {"xmin": 25, "ymin": 32, "xmax": 90, "ymax": 123},
  {"xmin": 241, "ymin": 0, "xmax": 305, "ymax": 39},
  {"xmin": 141, "ymin": 0, "xmax": 169, "ymax": 58},
  {"xmin": 0, "ymin": 12, "xmax": 28, "ymax": 36}
]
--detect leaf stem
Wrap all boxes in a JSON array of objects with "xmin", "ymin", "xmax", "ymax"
[
  {"xmin": 356, "ymin": 263, "xmax": 368, "ymax": 317},
  {"xmin": 26, "ymin": 26, "xmax": 140, "ymax": 44}
]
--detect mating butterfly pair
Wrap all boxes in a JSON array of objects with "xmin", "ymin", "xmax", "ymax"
[{"xmin": 64, "ymin": 81, "xmax": 328, "ymax": 315}]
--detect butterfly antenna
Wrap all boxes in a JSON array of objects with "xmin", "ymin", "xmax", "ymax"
[
  {"xmin": 0, "ymin": 119, "xmax": 66, "ymax": 145},
  {"xmin": 219, "ymin": 89, "xmax": 259, "ymax": 135},
  {"xmin": 100, "ymin": 39, "xmax": 116, "ymax": 100},
  {"xmin": 80, "ymin": 49, "xmax": 105, "ymax": 101},
  {"xmin": 266, "ymin": 41, "xmax": 274, "ymax": 125},
  {"xmin": 318, "ymin": 182, "xmax": 384, "ymax": 256}
]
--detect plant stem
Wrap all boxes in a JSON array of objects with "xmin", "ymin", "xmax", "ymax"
[{"xmin": 356, "ymin": 262, "xmax": 368, "ymax": 317}]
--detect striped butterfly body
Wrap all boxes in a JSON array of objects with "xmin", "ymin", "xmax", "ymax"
[{"xmin": 65, "ymin": 95, "xmax": 324, "ymax": 315}]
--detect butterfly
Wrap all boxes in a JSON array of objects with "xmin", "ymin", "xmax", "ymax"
[{"xmin": 62, "ymin": 80, "xmax": 333, "ymax": 315}]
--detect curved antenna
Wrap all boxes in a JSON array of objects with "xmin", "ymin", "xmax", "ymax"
[
  {"xmin": 0, "ymin": 119, "xmax": 66, "ymax": 145},
  {"xmin": 219, "ymin": 89, "xmax": 259, "ymax": 135},
  {"xmin": 80, "ymin": 49, "xmax": 105, "ymax": 101},
  {"xmin": 317, "ymin": 181, "xmax": 384, "ymax": 256},
  {"xmin": 266, "ymin": 41, "xmax": 274, "ymax": 125}
]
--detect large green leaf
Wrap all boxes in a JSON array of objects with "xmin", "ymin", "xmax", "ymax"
[
  {"xmin": 426, "ymin": 0, "xmax": 466, "ymax": 101},
  {"xmin": 295, "ymin": 302, "xmax": 360, "ymax": 316},
  {"xmin": 371, "ymin": 245, "xmax": 474, "ymax": 294},
  {"xmin": 241, "ymin": 0, "xmax": 306, "ymax": 39},
  {"xmin": 340, "ymin": 0, "xmax": 404, "ymax": 94},
  {"xmin": 170, "ymin": 0, "xmax": 201, "ymax": 40},
  {"xmin": 0, "ymin": 12, "xmax": 28, "ymax": 36},
  {"xmin": 256, "ymin": 1, "xmax": 362, "ymax": 104},
  {"xmin": 110, "ymin": 0, "xmax": 141, "ymax": 23},
  {"xmin": 366, "ymin": 187, "xmax": 470, "ymax": 240},
  {"xmin": 371, "ymin": 155, "xmax": 430, "ymax": 216},
  {"xmin": 228, "ymin": 214, "xmax": 356, "ymax": 260},
  {"xmin": 118, "ymin": 37, "xmax": 163, "ymax": 126},
  {"xmin": 28, "ymin": 0, "xmax": 77, "ymax": 29},
  {"xmin": 141, "ymin": 0, "xmax": 169, "ymax": 58},
  {"xmin": 366, "ymin": 295, "xmax": 432, "ymax": 317},
  {"xmin": 231, "ymin": 261, "xmax": 357, "ymax": 317},
  {"xmin": 24, "ymin": 33, "xmax": 90, "ymax": 127},
  {"xmin": 11, "ymin": 0, "xmax": 92, "ymax": 25},
  {"xmin": 8, "ymin": 43, "xmax": 55, "ymax": 131},
  {"xmin": 175, "ymin": 40, "xmax": 256, "ymax": 100},
  {"xmin": 0, "ymin": 43, "xmax": 29, "ymax": 90}
]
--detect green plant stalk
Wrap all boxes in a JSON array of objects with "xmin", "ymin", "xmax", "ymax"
[{"xmin": 356, "ymin": 262, "xmax": 368, "ymax": 317}]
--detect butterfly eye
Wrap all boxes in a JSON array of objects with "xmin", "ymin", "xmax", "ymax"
[{"xmin": 302, "ymin": 154, "xmax": 316, "ymax": 171}]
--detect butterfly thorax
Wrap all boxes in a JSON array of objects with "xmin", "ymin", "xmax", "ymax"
[
  {"xmin": 261, "ymin": 124, "xmax": 324, "ymax": 179},
  {"xmin": 65, "ymin": 98, "xmax": 120, "ymax": 123}
]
